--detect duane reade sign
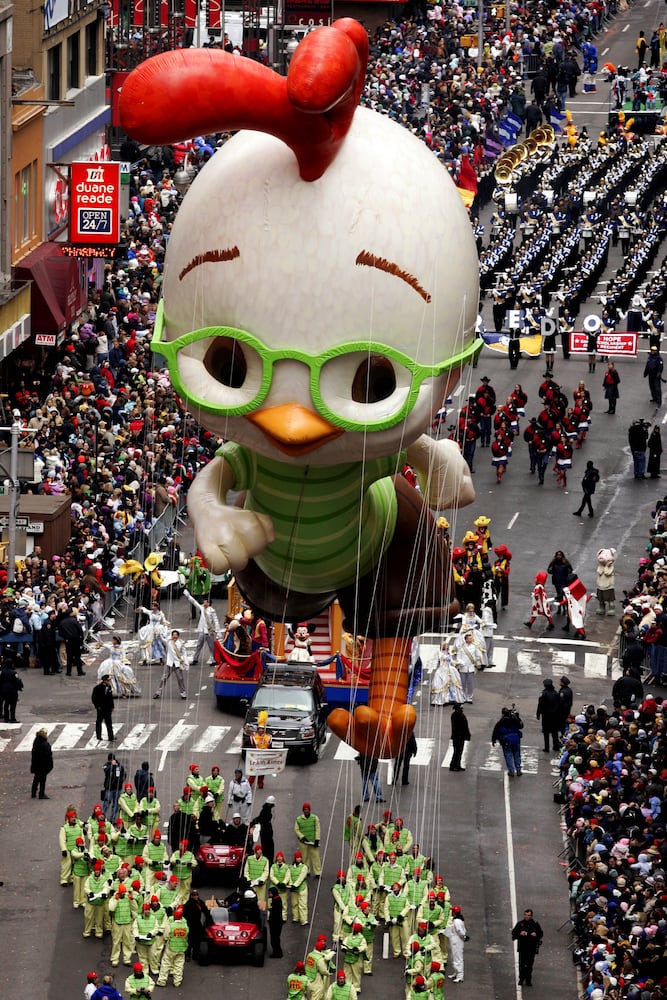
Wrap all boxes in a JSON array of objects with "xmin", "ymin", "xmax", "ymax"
[{"xmin": 69, "ymin": 162, "xmax": 121, "ymax": 246}]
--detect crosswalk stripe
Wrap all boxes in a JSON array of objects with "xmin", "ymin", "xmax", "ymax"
[
  {"xmin": 552, "ymin": 650, "xmax": 576, "ymax": 669},
  {"xmin": 516, "ymin": 651, "xmax": 542, "ymax": 675},
  {"xmin": 226, "ymin": 730, "xmax": 243, "ymax": 754},
  {"xmin": 156, "ymin": 721, "xmax": 198, "ymax": 751},
  {"xmin": 0, "ymin": 723, "xmax": 19, "ymax": 752},
  {"xmin": 83, "ymin": 726, "xmax": 124, "ymax": 751},
  {"xmin": 191, "ymin": 726, "xmax": 231, "ymax": 752},
  {"xmin": 15, "ymin": 724, "xmax": 59, "ymax": 751},
  {"xmin": 53, "ymin": 724, "xmax": 91, "ymax": 750},
  {"xmin": 119, "ymin": 724, "xmax": 158, "ymax": 750},
  {"xmin": 584, "ymin": 652, "xmax": 610, "ymax": 678},
  {"xmin": 480, "ymin": 745, "xmax": 541, "ymax": 774},
  {"xmin": 441, "ymin": 742, "xmax": 470, "ymax": 768},
  {"xmin": 485, "ymin": 648, "xmax": 508, "ymax": 672}
]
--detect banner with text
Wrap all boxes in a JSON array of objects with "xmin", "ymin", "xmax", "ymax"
[{"xmin": 246, "ymin": 749, "xmax": 288, "ymax": 776}]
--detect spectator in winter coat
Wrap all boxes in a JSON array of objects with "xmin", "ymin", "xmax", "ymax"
[{"xmin": 536, "ymin": 678, "xmax": 561, "ymax": 754}]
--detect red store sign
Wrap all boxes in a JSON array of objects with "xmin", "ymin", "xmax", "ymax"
[{"xmin": 69, "ymin": 161, "xmax": 121, "ymax": 246}]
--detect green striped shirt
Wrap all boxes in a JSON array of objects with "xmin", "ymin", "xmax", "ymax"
[{"xmin": 218, "ymin": 444, "xmax": 405, "ymax": 594}]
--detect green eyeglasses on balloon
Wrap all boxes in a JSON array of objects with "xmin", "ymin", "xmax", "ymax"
[{"xmin": 151, "ymin": 299, "xmax": 482, "ymax": 432}]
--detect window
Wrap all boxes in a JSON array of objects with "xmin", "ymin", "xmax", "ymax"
[
  {"xmin": 15, "ymin": 163, "xmax": 35, "ymax": 248},
  {"xmin": 68, "ymin": 32, "xmax": 80, "ymax": 90},
  {"xmin": 48, "ymin": 44, "xmax": 61, "ymax": 101},
  {"xmin": 85, "ymin": 20, "xmax": 98, "ymax": 77}
]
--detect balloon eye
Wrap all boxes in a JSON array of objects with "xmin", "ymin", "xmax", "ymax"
[
  {"xmin": 204, "ymin": 337, "xmax": 248, "ymax": 388},
  {"xmin": 351, "ymin": 355, "xmax": 397, "ymax": 404}
]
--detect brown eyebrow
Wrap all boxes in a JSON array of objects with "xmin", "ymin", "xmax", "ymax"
[
  {"xmin": 355, "ymin": 250, "xmax": 431, "ymax": 303},
  {"xmin": 179, "ymin": 246, "xmax": 240, "ymax": 281}
]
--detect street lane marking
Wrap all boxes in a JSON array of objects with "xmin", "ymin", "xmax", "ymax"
[
  {"xmin": 507, "ymin": 512, "xmax": 519, "ymax": 530},
  {"xmin": 15, "ymin": 723, "xmax": 59, "ymax": 751},
  {"xmin": 118, "ymin": 723, "xmax": 158, "ymax": 750},
  {"xmin": 516, "ymin": 651, "xmax": 541, "ymax": 675},
  {"xmin": 83, "ymin": 727, "xmax": 126, "ymax": 750},
  {"xmin": 485, "ymin": 648, "xmax": 508, "ymax": 672},
  {"xmin": 441, "ymin": 742, "xmax": 470, "ymax": 769},
  {"xmin": 504, "ymin": 768, "xmax": 521, "ymax": 998},
  {"xmin": 53, "ymin": 724, "xmax": 90, "ymax": 750},
  {"xmin": 584, "ymin": 652, "xmax": 609, "ymax": 678},
  {"xmin": 191, "ymin": 726, "xmax": 231, "ymax": 752}
]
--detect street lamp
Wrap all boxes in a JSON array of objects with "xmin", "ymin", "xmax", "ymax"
[{"xmin": 173, "ymin": 154, "xmax": 198, "ymax": 195}]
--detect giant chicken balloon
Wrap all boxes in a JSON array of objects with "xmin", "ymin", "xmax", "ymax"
[{"xmin": 120, "ymin": 19, "xmax": 479, "ymax": 757}]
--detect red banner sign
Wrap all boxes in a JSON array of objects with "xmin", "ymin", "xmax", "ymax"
[
  {"xmin": 69, "ymin": 162, "xmax": 121, "ymax": 246},
  {"xmin": 569, "ymin": 331, "xmax": 638, "ymax": 356}
]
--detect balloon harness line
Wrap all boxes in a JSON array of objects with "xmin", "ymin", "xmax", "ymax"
[{"xmin": 105, "ymin": 263, "xmax": 481, "ymax": 963}]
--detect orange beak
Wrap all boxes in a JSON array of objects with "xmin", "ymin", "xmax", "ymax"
[{"xmin": 245, "ymin": 403, "xmax": 344, "ymax": 457}]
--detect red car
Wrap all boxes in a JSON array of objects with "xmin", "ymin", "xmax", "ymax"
[
  {"xmin": 198, "ymin": 903, "xmax": 266, "ymax": 967},
  {"xmin": 194, "ymin": 843, "xmax": 246, "ymax": 886}
]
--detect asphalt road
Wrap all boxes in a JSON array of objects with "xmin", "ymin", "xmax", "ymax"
[{"xmin": 3, "ymin": 7, "xmax": 666, "ymax": 999}]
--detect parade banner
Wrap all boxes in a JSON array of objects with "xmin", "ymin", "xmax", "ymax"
[
  {"xmin": 481, "ymin": 331, "xmax": 543, "ymax": 356},
  {"xmin": 246, "ymin": 749, "xmax": 288, "ymax": 775},
  {"xmin": 569, "ymin": 331, "xmax": 638, "ymax": 356}
]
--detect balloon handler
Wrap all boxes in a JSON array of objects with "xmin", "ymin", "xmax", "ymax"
[{"xmin": 119, "ymin": 19, "xmax": 479, "ymax": 758}]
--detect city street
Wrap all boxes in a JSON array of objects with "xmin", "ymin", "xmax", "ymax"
[
  {"xmin": 2, "ymin": 6, "xmax": 666, "ymax": 1000},
  {"xmin": 2, "ymin": 331, "xmax": 656, "ymax": 999}
]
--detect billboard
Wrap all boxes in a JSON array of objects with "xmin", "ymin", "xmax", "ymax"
[{"xmin": 69, "ymin": 162, "xmax": 121, "ymax": 246}]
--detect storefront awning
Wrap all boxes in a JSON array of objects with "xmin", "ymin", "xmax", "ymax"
[{"xmin": 14, "ymin": 243, "xmax": 84, "ymax": 335}]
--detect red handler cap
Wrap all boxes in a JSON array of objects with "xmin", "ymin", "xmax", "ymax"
[
  {"xmin": 66, "ymin": 810, "xmax": 77, "ymax": 819},
  {"xmin": 356, "ymin": 852, "xmax": 364, "ymax": 861},
  {"xmin": 182, "ymin": 787, "xmax": 191, "ymax": 796},
  {"xmin": 151, "ymin": 895, "xmax": 160, "ymax": 904},
  {"xmin": 174, "ymin": 905, "xmax": 184, "ymax": 918},
  {"xmin": 131, "ymin": 879, "xmax": 141, "ymax": 890},
  {"xmin": 302, "ymin": 803, "xmax": 310, "ymax": 810},
  {"xmin": 294, "ymin": 851, "xmax": 302, "ymax": 860},
  {"xmin": 148, "ymin": 786, "xmax": 155, "ymax": 793},
  {"xmin": 135, "ymin": 856, "xmax": 144, "ymax": 865},
  {"xmin": 87, "ymin": 973, "xmax": 99, "ymax": 982},
  {"xmin": 352, "ymin": 922, "xmax": 363, "ymax": 933},
  {"xmin": 169, "ymin": 875, "xmax": 178, "ymax": 884},
  {"xmin": 76, "ymin": 837, "xmax": 85, "ymax": 845},
  {"xmin": 179, "ymin": 840, "xmax": 188, "ymax": 849},
  {"xmin": 295, "ymin": 961, "xmax": 305, "ymax": 973},
  {"xmin": 411, "ymin": 941, "xmax": 421, "ymax": 953},
  {"xmin": 275, "ymin": 852, "xmax": 284, "ymax": 860},
  {"xmin": 118, "ymin": 885, "xmax": 127, "ymax": 894},
  {"xmin": 152, "ymin": 830, "xmax": 161, "ymax": 840},
  {"xmin": 452, "ymin": 905, "xmax": 461, "ymax": 915},
  {"xmin": 357, "ymin": 874, "xmax": 365, "ymax": 883},
  {"xmin": 133, "ymin": 962, "xmax": 144, "ymax": 973},
  {"xmin": 415, "ymin": 976, "xmax": 425, "ymax": 987},
  {"xmin": 315, "ymin": 940, "xmax": 326, "ymax": 951},
  {"xmin": 124, "ymin": 783, "xmax": 133, "ymax": 791},
  {"xmin": 142, "ymin": 903, "xmax": 150, "ymax": 912},
  {"xmin": 337, "ymin": 972, "xmax": 346, "ymax": 983},
  {"xmin": 254, "ymin": 844, "xmax": 263, "ymax": 853},
  {"xmin": 337, "ymin": 869, "xmax": 346, "ymax": 878},
  {"xmin": 189, "ymin": 764, "xmax": 199, "ymax": 772},
  {"xmin": 431, "ymin": 961, "xmax": 441, "ymax": 972}
]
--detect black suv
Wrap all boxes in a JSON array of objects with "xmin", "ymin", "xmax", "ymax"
[{"xmin": 242, "ymin": 665, "xmax": 328, "ymax": 763}]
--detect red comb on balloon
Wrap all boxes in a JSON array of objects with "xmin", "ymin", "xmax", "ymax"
[{"xmin": 119, "ymin": 18, "xmax": 368, "ymax": 182}]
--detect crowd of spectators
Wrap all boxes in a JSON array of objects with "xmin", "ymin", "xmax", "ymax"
[
  {"xmin": 558, "ymin": 498, "xmax": 667, "ymax": 997},
  {"xmin": 0, "ymin": 158, "xmax": 222, "ymax": 656}
]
